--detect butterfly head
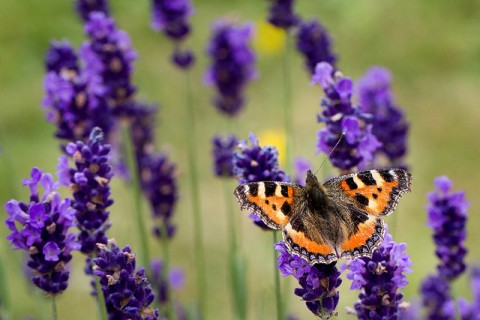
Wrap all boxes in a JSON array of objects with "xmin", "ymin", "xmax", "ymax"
[{"xmin": 305, "ymin": 170, "xmax": 320, "ymax": 187}]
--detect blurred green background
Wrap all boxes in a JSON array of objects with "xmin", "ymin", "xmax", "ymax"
[{"xmin": 1, "ymin": 0, "xmax": 480, "ymax": 319}]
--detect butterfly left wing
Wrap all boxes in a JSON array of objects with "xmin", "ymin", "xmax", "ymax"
[
  {"xmin": 323, "ymin": 168, "xmax": 411, "ymax": 260},
  {"xmin": 234, "ymin": 181, "xmax": 300, "ymax": 230}
]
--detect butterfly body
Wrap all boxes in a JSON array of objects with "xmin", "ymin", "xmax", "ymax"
[{"xmin": 234, "ymin": 168, "xmax": 411, "ymax": 265}]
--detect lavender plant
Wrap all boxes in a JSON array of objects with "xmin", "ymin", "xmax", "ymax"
[
  {"xmin": 312, "ymin": 62, "xmax": 381, "ymax": 172},
  {"xmin": 4, "ymin": 168, "xmax": 79, "ymax": 295},
  {"xmin": 267, "ymin": 0, "xmax": 299, "ymax": 30},
  {"xmin": 205, "ymin": 20, "xmax": 257, "ymax": 117},
  {"xmin": 212, "ymin": 134, "xmax": 238, "ymax": 178},
  {"xmin": 75, "ymin": 0, "xmax": 110, "ymax": 22}
]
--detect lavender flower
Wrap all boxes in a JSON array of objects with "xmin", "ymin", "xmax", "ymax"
[
  {"xmin": 212, "ymin": 134, "xmax": 238, "ymax": 178},
  {"xmin": 75, "ymin": 0, "xmax": 110, "ymax": 22},
  {"xmin": 296, "ymin": 19, "xmax": 337, "ymax": 75},
  {"xmin": 426, "ymin": 176, "xmax": 469, "ymax": 280},
  {"xmin": 343, "ymin": 231, "xmax": 412, "ymax": 319},
  {"xmin": 312, "ymin": 62, "xmax": 381, "ymax": 172},
  {"xmin": 45, "ymin": 40, "xmax": 79, "ymax": 74},
  {"xmin": 357, "ymin": 66, "xmax": 409, "ymax": 166},
  {"xmin": 267, "ymin": 0, "xmax": 299, "ymax": 30},
  {"xmin": 293, "ymin": 157, "xmax": 311, "ymax": 185},
  {"xmin": 94, "ymin": 239, "xmax": 159, "ymax": 319},
  {"xmin": 150, "ymin": 0, "xmax": 195, "ymax": 69},
  {"xmin": 4, "ymin": 168, "xmax": 79, "ymax": 294},
  {"xmin": 150, "ymin": 259, "xmax": 184, "ymax": 305},
  {"xmin": 205, "ymin": 20, "xmax": 257, "ymax": 116},
  {"xmin": 420, "ymin": 275, "xmax": 455, "ymax": 320},
  {"xmin": 150, "ymin": 0, "xmax": 193, "ymax": 41},
  {"xmin": 80, "ymin": 12, "xmax": 137, "ymax": 116},
  {"xmin": 233, "ymin": 133, "xmax": 289, "ymax": 229},
  {"xmin": 43, "ymin": 42, "xmax": 113, "ymax": 145},
  {"xmin": 57, "ymin": 127, "xmax": 113, "ymax": 256},
  {"xmin": 276, "ymin": 242, "xmax": 341, "ymax": 318}
]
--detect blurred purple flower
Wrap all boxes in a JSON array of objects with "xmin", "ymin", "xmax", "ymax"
[
  {"xmin": 357, "ymin": 66, "xmax": 409, "ymax": 167},
  {"xmin": 276, "ymin": 242, "xmax": 341, "ymax": 318},
  {"xmin": 45, "ymin": 40, "xmax": 79, "ymax": 74},
  {"xmin": 94, "ymin": 240, "xmax": 159, "ymax": 319},
  {"xmin": 293, "ymin": 157, "xmax": 311, "ymax": 185},
  {"xmin": 296, "ymin": 19, "xmax": 337, "ymax": 75},
  {"xmin": 426, "ymin": 176, "xmax": 469, "ymax": 280},
  {"xmin": 150, "ymin": 259, "xmax": 185, "ymax": 311},
  {"xmin": 80, "ymin": 12, "xmax": 137, "ymax": 117},
  {"xmin": 75, "ymin": 0, "xmax": 110, "ymax": 22},
  {"xmin": 233, "ymin": 133, "xmax": 289, "ymax": 229},
  {"xmin": 343, "ymin": 231, "xmax": 412, "ymax": 319},
  {"xmin": 420, "ymin": 274, "xmax": 456, "ymax": 320},
  {"xmin": 267, "ymin": 0, "xmax": 299, "ymax": 30},
  {"xmin": 212, "ymin": 134, "xmax": 238, "ymax": 178},
  {"xmin": 458, "ymin": 267, "xmax": 480, "ymax": 320},
  {"xmin": 312, "ymin": 62, "xmax": 381, "ymax": 172},
  {"xmin": 205, "ymin": 20, "xmax": 257, "ymax": 116},
  {"xmin": 4, "ymin": 168, "xmax": 79, "ymax": 294}
]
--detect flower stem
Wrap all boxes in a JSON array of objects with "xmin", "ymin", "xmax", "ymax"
[
  {"xmin": 282, "ymin": 33, "xmax": 294, "ymax": 174},
  {"xmin": 122, "ymin": 123, "xmax": 151, "ymax": 276},
  {"xmin": 95, "ymin": 277, "xmax": 108, "ymax": 320},
  {"xmin": 160, "ymin": 223, "xmax": 174, "ymax": 319},
  {"xmin": 273, "ymin": 230, "xmax": 284, "ymax": 320},
  {"xmin": 51, "ymin": 295, "xmax": 58, "ymax": 320},
  {"xmin": 184, "ymin": 71, "xmax": 206, "ymax": 317}
]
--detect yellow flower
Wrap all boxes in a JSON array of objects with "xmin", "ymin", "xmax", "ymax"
[
  {"xmin": 258, "ymin": 129, "xmax": 286, "ymax": 167},
  {"xmin": 253, "ymin": 20, "xmax": 286, "ymax": 55}
]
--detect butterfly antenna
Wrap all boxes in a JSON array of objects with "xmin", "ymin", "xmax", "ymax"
[{"xmin": 314, "ymin": 132, "xmax": 345, "ymax": 175}]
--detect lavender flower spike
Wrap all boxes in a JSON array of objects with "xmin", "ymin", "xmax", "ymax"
[
  {"xmin": 420, "ymin": 275, "xmax": 455, "ymax": 320},
  {"xmin": 312, "ymin": 62, "xmax": 381, "ymax": 171},
  {"xmin": 4, "ymin": 168, "xmax": 79, "ymax": 294},
  {"xmin": 75, "ymin": 0, "xmax": 110, "ymax": 22},
  {"xmin": 212, "ymin": 134, "xmax": 238, "ymax": 178},
  {"xmin": 344, "ymin": 230, "xmax": 412, "ymax": 319},
  {"xmin": 357, "ymin": 66, "xmax": 409, "ymax": 167},
  {"xmin": 94, "ymin": 239, "xmax": 159, "ymax": 319},
  {"xmin": 205, "ymin": 20, "xmax": 257, "ymax": 116},
  {"xmin": 267, "ymin": 0, "xmax": 299, "ymax": 30},
  {"xmin": 57, "ymin": 127, "xmax": 113, "ymax": 256},
  {"xmin": 426, "ymin": 176, "xmax": 469, "ymax": 280},
  {"xmin": 296, "ymin": 19, "xmax": 337, "ymax": 75},
  {"xmin": 276, "ymin": 241, "xmax": 341, "ymax": 318}
]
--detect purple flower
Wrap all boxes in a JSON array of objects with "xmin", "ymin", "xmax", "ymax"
[
  {"xmin": 75, "ymin": 0, "xmax": 110, "ymax": 22},
  {"xmin": 205, "ymin": 20, "xmax": 257, "ymax": 116},
  {"xmin": 42, "ymin": 42, "xmax": 113, "ymax": 146},
  {"xmin": 93, "ymin": 240, "xmax": 159, "ymax": 319},
  {"xmin": 312, "ymin": 62, "xmax": 381, "ymax": 171},
  {"xmin": 45, "ymin": 40, "xmax": 79, "ymax": 74},
  {"xmin": 150, "ymin": 0, "xmax": 193, "ymax": 41},
  {"xmin": 129, "ymin": 103, "xmax": 179, "ymax": 239},
  {"xmin": 426, "ymin": 176, "xmax": 469, "ymax": 281},
  {"xmin": 233, "ymin": 133, "xmax": 289, "ymax": 229},
  {"xmin": 357, "ymin": 66, "xmax": 409, "ymax": 167},
  {"xmin": 296, "ymin": 19, "xmax": 337, "ymax": 75},
  {"xmin": 212, "ymin": 134, "xmax": 238, "ymax": 178},
  {"xmin": 293, "ymin": 157, "xmax": 311, "ymax": 185},
  {"xmin": 420, "ymin": 275, "xmax": 455, "ymax": 320},
  {"xmin": 344, "ymin": 231, "xmax": 412, "ymax": 319},
  {"xmin": 80, "ymin": 12, "xmax": 137, "ymax": 117},
  {"xmin": 171, "ymin": 48, "xmax": 195, "ymax": 69},
  {"xmin": 150, "ymin": 259, "xmax": 185, "ymax": 309},
  {"xmin": 58, "ymin": 127, "xmax": 113, "ymax": 256},
  {"xmin": 267, "ymin": 0, "xmax": 299, "ymax": 30},
  {"xmin": 276, "ymin": 242, "xmax": 341, "ymax": 318},
  {"xmin": 4, "ymin": 168, "xmax": 79, "ymax": 295}
]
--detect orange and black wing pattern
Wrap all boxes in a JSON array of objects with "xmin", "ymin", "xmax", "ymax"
[
  {"xmin": 325, "ymin": 168, "xmax": 412, "ymax": 217},
  {"xmin": 234, "ymin": 181, "xmax": 299, "ymax": 230}
]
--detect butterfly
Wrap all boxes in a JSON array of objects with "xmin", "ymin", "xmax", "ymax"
[{"xmin": 234, "ymin": 168, "xmax": 412, "ymax": 264}]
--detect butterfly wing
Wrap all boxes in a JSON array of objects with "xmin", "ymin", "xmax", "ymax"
[
  {"xmin": 234, "ymin": 181, "xmax": 300, "ymax": 230},
  {"xmin": 323, "ymin": 168, "xmax": 411, "ymax": 259}
]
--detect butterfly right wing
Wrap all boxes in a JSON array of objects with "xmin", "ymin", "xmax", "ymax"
[{"xmin": 234, "ymin": 181, "xmax": 299, "ymax": 230}]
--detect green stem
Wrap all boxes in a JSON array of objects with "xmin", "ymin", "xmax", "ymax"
[
  {"xmin": 184, "ymin": 71, "xmax": 206, "ymax": 317},
  {"xmin": 282, "ymin": 33, "xmax": 294, "ymax": 174},
  {"xmin": 160, "ymin": 223, "xmax": 174, "ymax": 319},
  {"xmin": 95, "ymin": 277, "xmax": 108, "ymax": 320},
  {"xmin": 51, "ymin": 295, "xmax": 58, "ymax": 320},
  {"xmin": 273, "ymin": 231, "xmax": 283, "ymax": 320},
  {"xmin": 122, "ymin": 124, "xmax": 151, "ymax": 276}
]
